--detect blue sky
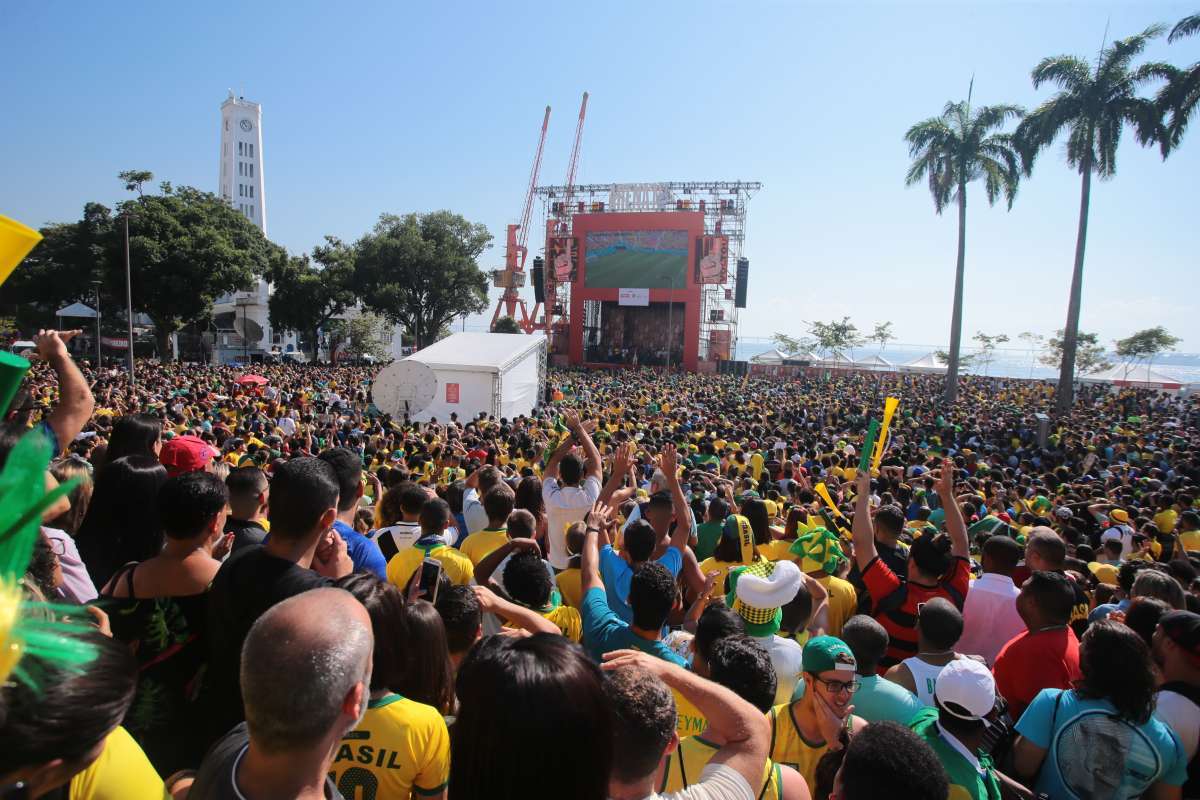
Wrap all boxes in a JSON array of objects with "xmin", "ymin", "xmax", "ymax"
[{"xmin": 2, "ymin": 1, "xmax": 1197, "ymax": 351}]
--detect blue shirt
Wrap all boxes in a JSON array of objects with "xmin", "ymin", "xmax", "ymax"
[
  {"xmin": 580, "ymin": 587, "xmax": 687, "ymax": 667},
  {"xmin": 851, "ymin": 674, "xmax": 924, "ymax": 725},
  {"xmin": 332, "ymin": 520, "xmax": 387, "ymax": 579},
  {"xmin": 598, "ymin": 545, "xmax": 683, "ymax": 624},
  {"xmin": 1088, "ymin": 598, "xmax": 1131, "ymax": 624},
  {"xmin": 1015, "ymin": 688, "xmax": 1187, "ymax": 799}
]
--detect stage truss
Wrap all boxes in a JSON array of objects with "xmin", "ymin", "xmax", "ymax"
[{"xmin": 532, "ymin": 181, "xmax": 761, "ymax": 362}]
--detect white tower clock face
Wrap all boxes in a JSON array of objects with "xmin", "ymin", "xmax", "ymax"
[
  {"xmin": 240, "ymin": 119, "xmax": 253, "ymax": 132},
  {"xmin": 372, "ymin": 359, "xmax": 437, "ymax": 416}
]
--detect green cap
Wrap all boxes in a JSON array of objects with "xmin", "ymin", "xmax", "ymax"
[
  {"xmin": 802, "ymin": 635, "xmax": 857, "ymax": 675},
  {"xmin": 0, "ymin": 350, "xmax": 31, "ymax": 418}
]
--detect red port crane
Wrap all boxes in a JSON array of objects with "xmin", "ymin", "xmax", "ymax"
[
  {"xmin": 539, "ymin": 91, "xmax": 588, "ymax": 334},
  {"xmin": 491, "ymin": 105, "xmax": 551, "ymax": 332}
]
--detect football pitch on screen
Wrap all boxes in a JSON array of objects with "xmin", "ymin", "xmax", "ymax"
[{"xmin": 583, "ymin": 251, "xmax": 688, "ymax": 289}]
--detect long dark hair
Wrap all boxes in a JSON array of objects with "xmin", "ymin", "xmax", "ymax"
[
  {"xmin": 451, "ymin": 635, "xmax": 611, "ymax": 800},
  {"xmin": 514, "ymin": 475, "xmax": 546, "ymax": 520},
  {"xmin": 336, "ymin": 573, "xmax": 411, "ymax": 693},
  {"xmin": 103, "ymin": 413, "xmax": 162, "ymax": 465},
  {"xmin": 741, "ymin": 498, "xmax": 772, "ymax": 545},
  {"xmin": 397, "ymin": 600, "xmax": 456, "ymax": 715},
  {"xmin": 0, "ymin": 632, "xmax": 137, "ymax": 777},
  {"xmin": 1075, "ymin": 619, "xmax": 1157, "ymax": 725},
  {"xmin": 76, "ymin": 455, "xmax": 167, "ymax": 590}
]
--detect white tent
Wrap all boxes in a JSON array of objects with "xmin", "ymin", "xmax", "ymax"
[
  {"xmin": 1079, "ymin": 363, "xmax": 1185, "ymax": 390},
  {"xmin": 791, "ymin": 350, "xmax": 821, "ymax": 363},
  {"xmin": 373, "ymin": 332, "xmax": 547, "ymax": 423},
  {"xmin": 815, "ymin": 351, "xmax": 855, "ymax": 369},
  {"xmin": 898, "ymin": 352, "xmax": 948, "ymax": 374},
  {"xmin": 855, "ymin": 353, "xmax": 895, "ymax": 372},
  {"xmin": 750, "ymin": 348, "xmax": 788, "ymax": 365},
  {"xmin": 56, "ymin": 302, "xmax": 98, "ymax": 320}
]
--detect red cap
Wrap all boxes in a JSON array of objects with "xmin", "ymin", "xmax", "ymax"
[{"xmin": 160, "ymin": 435, "xmax": 219, "ymax": 477}]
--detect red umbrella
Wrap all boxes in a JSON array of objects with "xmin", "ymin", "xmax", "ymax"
[{"xmin": 236, "ymin": 374, "xmax": 269, "ymax": 386}]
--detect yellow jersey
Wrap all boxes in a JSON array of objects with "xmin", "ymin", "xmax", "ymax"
[
  {"xmin": 674, "ymin": 691, "xmax": 708, "ymax": 738},
  {"xmin": 459, "ymin": 528, "xmax": 509, "ymax": 565},
  {"xmin": 661, "ymin": 735, "xmax": 783, "ymax": 800},
  {"xmin": 386, "ymin": 540, "xmax": 475, "ymax": 589},
  {"xmin": 332, "ymin": 693, "xmax": 450, "ymax": 799},
  {"xmin": 69, "ymin": 726, "xmax": 165, "ymax": 800},
  {"xmin": 1154, "ymin": 509, "xmax": 1179, "ymax": 534},
  {"xmin": 540, "ymin": 604, "xmax": 583, "ymax": 642},
  {"xmin": 556, "ymin": 567, "xmax": 583, "ymax": 609},
  {"xmin": 817, "ymin": 574, "xmax": 857, "ymax": 638},
  {"xmin": 768, "ymin": 702, "xmax": 832, "ymax": 792},
  {"xmin": 1181, "ymin": 529, "xmax": 1200, "ymax": 553},
  {"xmin": 697, "ymin": 557, "xmax": 748, "ymax": 599}
]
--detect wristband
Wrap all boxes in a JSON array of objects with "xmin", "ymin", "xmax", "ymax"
[{"xmin": 586, "ymin": 526, "xmax": 600, "ymax": 533}]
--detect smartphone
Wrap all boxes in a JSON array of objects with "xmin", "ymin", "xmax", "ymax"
[{"xmin": 418, "ymin": 558, "xmax": 443, "ymax": 604}]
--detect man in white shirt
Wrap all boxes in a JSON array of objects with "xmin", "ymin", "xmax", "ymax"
[
  {"xmin": 602, "ymin": 649, "xmax": 770, "ymax": 800},
  {"xmin": 277, "ymin": 413, "xmax": 296, "ymax": 437},
  {"xmin": 462, "ymin": 464, "xmax": 503, "ymax": 536},
  {"xmin": 542, "ymin": 410, "xmax": 602, "ymax": 570},
  {"xmin": 1152, "ymin": 610, "xmax": 1200, "ymax": 762},
  {"xmin": 957, "ymin": 534, "xmax": 1025, "ymax": 665}
]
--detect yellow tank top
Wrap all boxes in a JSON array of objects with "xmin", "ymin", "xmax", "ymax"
[
  {"xmin": 660, "ymin": 735, "xmax": 783, "ymax": 800},
  {"xmin": 768, "ymin": 702, "xmax": 830, "ymax": 792}
]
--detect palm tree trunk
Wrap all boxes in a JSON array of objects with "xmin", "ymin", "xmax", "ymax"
[
  {"xmin": 1056, "ymin": 152, "xmax": 1093, "ymax": 412},
  {"xmin": 944, "ymin": 188, "xmax": 967, "ymax": 404}
]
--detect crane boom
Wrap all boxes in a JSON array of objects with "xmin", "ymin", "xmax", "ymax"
[
  {"xmin": 512, "ymin": 105, "xmax": 551, "ymax": 270},
  {"xmin": 562, "ymin": 92, "xmax": 589, "ymax": 210}
]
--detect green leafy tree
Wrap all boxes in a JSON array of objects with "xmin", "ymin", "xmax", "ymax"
[
  {"xmin": 771, "ymin": 332, "xmax": 815, "ymax": 356},
  {"xmin": 808, "ymin": 317, "xmax": 865, "ymax": 359},
  {"xmin": 870, "ymin": 321, "xmax": 895, "ymax": 353},
  {"xmin": 492, "ymin": 315, "xmax": 522, "ymax": 334},
  {"xmin": 344, "ymin": 313, "xmax": 392, "ymax": 361},
  {"xmin": 1114, "ymin": 326, "xmax": 1181, "ymax": 372},
  {"xmin": 111, "ymin": 182, "xmax": 278, "ymax": 357},
  {"xmin": 268, "ymin": 237, "xmax": 356, "ymax": 359},
  {"xmin": 971, "ymin": 331, "xmax": 1010, "ymax": 376},
  {"xmin": 1158, "ymin": 13, "xmax": 1200, "ymax": 153},
  {"xmin": 353, "ymin": 211, "xmax": 491, "ymax": 350},
  {"xmin": 117, "ymin": 170, "xmax": 154, "ymax": 197},
  {"xmin": 935, "ymin": 349, "xmax": 976, "ymax": 368},
  {"xmin": 905, "ymin": 94, "xmax": 1023, "ymax": 404},
  {"xmin": 1015, "ymin": 25, "xmax": 1170, "ymax": 409},
  {"xmin": 1040, "ymin": 329, "xmax": 1112, "ymax": 375}
]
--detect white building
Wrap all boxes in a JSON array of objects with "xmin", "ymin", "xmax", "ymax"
[{"xmin": 211, "ymin": 91, "xmax": 295, "ymax": 362}]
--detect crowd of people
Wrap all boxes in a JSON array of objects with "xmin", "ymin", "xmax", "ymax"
[{"xmin": 2, "ymin": 328, "xmax": 1200, "ymax": 800}]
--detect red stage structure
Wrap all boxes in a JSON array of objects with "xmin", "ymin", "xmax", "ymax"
[{"xmin": 530, "ymin": 181, "xmax": 761, "ymax": 372}]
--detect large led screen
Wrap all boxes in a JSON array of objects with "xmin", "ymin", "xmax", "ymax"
[{"xmin": 583, "ymin": 230, "xmax": 689, "ymax": 289}]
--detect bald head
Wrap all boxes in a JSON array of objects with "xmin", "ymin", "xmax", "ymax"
[
  {"xmin": 241, "ymin": 588, "xmax": 373, "ymax": 753},
  {"xmin": 1025, "ymin": 527, "xmax": 1066, "ymax": 571}
]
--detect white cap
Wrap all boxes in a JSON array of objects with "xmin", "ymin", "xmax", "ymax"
[{"xmin": 934, "ymin": 658, "xmax": 995, "ymax": 720}]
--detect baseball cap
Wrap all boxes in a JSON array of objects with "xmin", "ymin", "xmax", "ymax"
[
  {"xmin": 1088, "ymin": 561, "xmax": 1119, "ymax": 585},
  {"xmin": 802, "ymin": 636, "xmax": 857, "ymax": 675},
  {"xmin": 1159, "ymin": 610, "xmax": 1200, "ymax": 665},
  {"xmin": 160, "ymin": 435, "xmax": 219, "ymax": 478},
  {"xmin": 1110, "ymin": 509, "xmax": 1131, "ymax": 524},
  {"xmin": 934, "ymin": 658, "xmax": 996, "ymax": 720}
]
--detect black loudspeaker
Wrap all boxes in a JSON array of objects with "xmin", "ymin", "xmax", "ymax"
[
  {"xmin": 531, "ymin": 257, "xmax": 545, "ymax": 303},
  {"xmin": 734, "ymin": 258, "xmax": 749, "ymax": 308}
]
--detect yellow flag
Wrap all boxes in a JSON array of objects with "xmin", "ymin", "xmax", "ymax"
[{"xmin": 0, "ymin": 215, "xmax": 42, "ymax": 287}]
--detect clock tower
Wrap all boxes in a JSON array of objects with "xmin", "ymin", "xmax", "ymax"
[{"xmin": 218, "ymin": 91, "xmax": 266, "ymax": 233}]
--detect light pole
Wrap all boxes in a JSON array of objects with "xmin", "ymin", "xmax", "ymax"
[
  {"xmin": 90, "ymin": 280, "xmax": 102, "ymax": 368},
  {"xmin": 123, "ymin": 214, "xmax": 136, "ymax": 389}
]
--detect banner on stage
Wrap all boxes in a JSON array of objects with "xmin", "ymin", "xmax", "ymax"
[
  {"xmin": 618, "ymin": 288, "xmax": 650, "ymax": 306},
  {"xmin": 696, "ymin": 235, "xmax": 728, "ymax": 284},
  {"xmin": 607, "ymin": 183, "xmax": 674, "ymax": 212},
  {"xmin": 549, "ymin": 236, "xmax": 578, "ymax": 282},
  {"xmin": 445, "ymin": 383, "xmax": 459, "ymax": 404},
  {"xmin": 709, "ymin": 329, "xmax": 731, "ymax": 360},
  {"xmin": 101, "ymin": 336, "xmax": 130, "ymax": 349}
]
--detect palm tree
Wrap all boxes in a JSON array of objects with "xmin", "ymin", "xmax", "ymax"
[
  {"xmin": 904, "ymin": 94, "xmax": 1023, "ymax": 404},
  {"xmin": 1015, "ymin": 25, "xmax": 1170, "ymax": 411},
  {"xmin": 1158, "ymin": 13, "xmax": 1200, "ymax": 153}
]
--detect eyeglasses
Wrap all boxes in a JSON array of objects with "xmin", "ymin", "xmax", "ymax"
[{"xmin": 812, "ymin": 675, "xmax": 860, "ymax": 695}]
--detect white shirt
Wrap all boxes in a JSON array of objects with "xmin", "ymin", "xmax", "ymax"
[
  {"xmin": 957, "ymin": 573, "xmax": 1024, "ymax": 666},
  {"xmin": 1156, "ymin": 689, "xmax": 1200, "ymax": 759},
  {"xmin": 1101, "ymin": 524, "xmax": 1135, "ymax": 558},
  {"xmin": 754, "ymin": 633, "xmax": 805, "ymax": 706},
  {"xmin": 543, "ymin": 475, "xmax": 601, "ymax": 569},
  {"xmin": 639, "ymin": 763, "xmax": 755, "ymax": 800},
  {"xmin": 462, "ymin": 488, "xmax": 490, "ymax": 536}
]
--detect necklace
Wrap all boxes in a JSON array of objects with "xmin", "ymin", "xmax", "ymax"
[{"xmin": 916, "ymin": 649, "xmax": 955, "ymax": 658}]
